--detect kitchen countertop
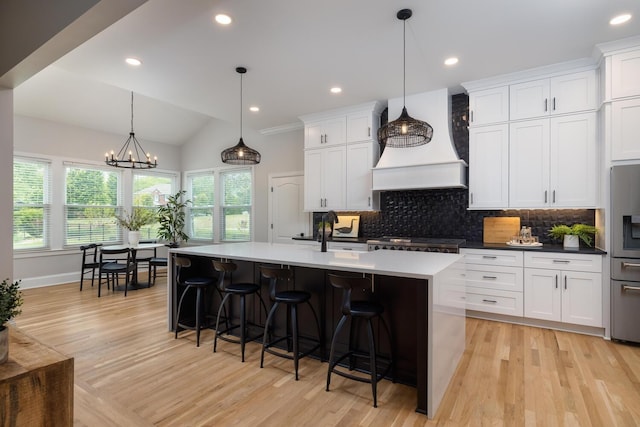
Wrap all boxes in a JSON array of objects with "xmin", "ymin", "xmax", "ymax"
[{"xmin": 462, "ymin": 241, "xmax": 607, "ymax": 255}]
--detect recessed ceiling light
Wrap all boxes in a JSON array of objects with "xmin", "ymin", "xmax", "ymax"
[
  {"xmin": 215, "ymin": 14, "xmax": 232, "ymax": 25},
  {"xmin": 610, "ymin": 13, "xmax": 631, "ymax": 25},
  {"xmin": 330, "ymin": 87, "xmax": 342, "ymax": 94},
  {"xmin": 444, "ymin": 57, "xmax": 459, "ymax": 66},
  {"xmin": 249, "ymin": 106, "xmax": 260, "ymax": 112},
  {"xmin": 125, "ymin": 57, "xmax": 142, "ymax": 66}
]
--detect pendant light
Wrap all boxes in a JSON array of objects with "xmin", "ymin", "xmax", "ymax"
[
  {"xmin": 377, "ymin": 9, "xmax": 433, "ymax": 148},
  {"xmin": 105, "ymin": 92, "xmax": 157, "ymax": 169},
  {"xmin": 221, "ymin": 67, "xmax": 261, "ymax": 165}
]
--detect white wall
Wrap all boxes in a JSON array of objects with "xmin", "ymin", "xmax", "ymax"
[
  {"xmin": 13, "ymin": 115, "xmax": 182, "ymax": 288},
  {"xmin": 0, "ymin": 89, "xmax": 14, "ymax": 282},
  {"xmin": 180, "ymin": 120, "xmax": 304, "ymax": 242}
]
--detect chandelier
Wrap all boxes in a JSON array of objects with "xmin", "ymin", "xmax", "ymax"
[{"xmin": 105, "ymin": 91, "xmax": 157, "ymax": 169}]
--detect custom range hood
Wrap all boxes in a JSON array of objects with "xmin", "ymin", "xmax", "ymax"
[{"xmin": 372, "ymin": 88, "xmax": 467, "ymax": 191}]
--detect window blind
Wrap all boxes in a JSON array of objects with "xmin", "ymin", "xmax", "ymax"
[
  {"xmin": 187, "ymin": 172, "xmax": 215, "ymax": 240},
  {"xmin": 13, "ymin": 157, "xmax": 51, "ymax": 250},
  {"xmin": 220, "ymin": 169, "xmax": 252, "ymax": 242}
]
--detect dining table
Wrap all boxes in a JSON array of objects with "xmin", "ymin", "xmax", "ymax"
[{"xmin": 101, "ymin": 242, "xmax": 165, "ymax": 290}]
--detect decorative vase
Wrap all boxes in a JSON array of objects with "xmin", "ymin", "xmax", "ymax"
[
  {"xmin": 128, "ymin": 231, "xmax": 141, "ymax": 247},
  {"xmin": 0, "ymin": 326, "xmax": 8, "ymax": 364},
  {"xmin": 563, "ymin": 235, "xmax": 579, "ymax": 250}
]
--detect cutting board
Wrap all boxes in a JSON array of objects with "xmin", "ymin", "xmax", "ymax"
[{"xmin": 483, "ymin": 217, "xmax": 521, "ymax": 243}]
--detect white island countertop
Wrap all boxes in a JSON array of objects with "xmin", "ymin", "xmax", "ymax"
[{"xmin": 169, "ymin": 241, "xmax": 462, "ymax": 279}]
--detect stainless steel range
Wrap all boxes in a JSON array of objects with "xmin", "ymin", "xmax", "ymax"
[{"xmin": 367, "ymin": 236, "xmax": 466, "ymax": 253}]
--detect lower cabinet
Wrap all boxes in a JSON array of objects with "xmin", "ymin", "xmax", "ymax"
[{"xmin": 461, "ymin": 248, "xmax": 603, "ymax": 329}]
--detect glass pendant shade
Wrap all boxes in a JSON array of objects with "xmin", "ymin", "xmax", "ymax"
[
  {"xmin": 221, "ymin": 67, "xmax": 261, "ymax": 165},
  {"xmin": 378, "ymin": 9, "xmax": 433, "ymax": 149}
]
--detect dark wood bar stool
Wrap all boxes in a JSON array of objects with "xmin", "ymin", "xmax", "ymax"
[
  {"xmin": 259, "ymin": 266, "xmax": 322, "ymax": 380},
  {"xmin": 174, "ymin": 257, "xmax": 218, "ymax": 347},
  {"xmin": 213, "ymin": 260, "xmax": 268, "ymax": 362},
  {"xmin": 326, "ymin": 274, "xmax": 394, "ymax": 408}
]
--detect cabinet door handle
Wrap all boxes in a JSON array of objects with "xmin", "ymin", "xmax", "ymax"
[
  {"xmin": 544, "ymin": 98, "xmax": 548, "ymax": 112},
  {"xmin": 622, "ymin": 262, "xmax": 640, "ymax": 268},
  {"xmin": 470, "ymin": 192, "xmax": 474, "ymax": 205},
  {"xmin": 623, "ymin": 285, "xmax": 640, "ymax": 292},
  {"xmin": 564, "ymin": 275, "xmax": 567, "ymax": 290},
  {"xmin": 553, "ymin": 259, "xmax": 570, "ymax": 264},
  {"xmin": 482, "ymin": 299, "xmax": 498, "ymax": 304},
  {"xmin": 552, "ymin": 97, "xmax": 556, "ymax": 111},
  {"xmin": 544, "ymin": 190, "xmax": 548, "ymax": 203},
  {"xmin": 470, "ymin": 110, "xmax": 474, "ymax": 123},
  {"xmin": 482, "ymin": 275, "xmax": 497, "ymax": 280},
  {"xmin": 482, "ymin": 255, "xmax": 497, "ymax": 259},
  {"xmin": 553, "ymin": 190, "xmax": 556, "ymax": 203},
  {"xmin": 368, "ymin": 196, "xmax": 371, "ymax": 206},
  {"xmin": 555, "ymin": 274, "xmax": 558, "ymax": 289},
  {"xmin": 324, "ymin": 198, "xmax": 327, "ymax": 207},
  {"xmin": 324, "ymin": 134, "xmax": 328, "ymax": 144},
  {"xmin": 368, "ymin": 127, "xmax": 371, "ymax": 137}
]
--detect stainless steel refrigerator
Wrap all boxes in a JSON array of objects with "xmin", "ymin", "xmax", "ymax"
[{"xmin": 611, "ymin": 164, "xmax": 640, "ymax": 343}]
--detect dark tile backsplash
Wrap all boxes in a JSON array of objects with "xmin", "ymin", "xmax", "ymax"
[{"xmin": 313, "ymin": 93, "xmax": 596, "ymax": 243}]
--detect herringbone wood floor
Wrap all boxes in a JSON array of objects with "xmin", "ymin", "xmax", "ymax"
[{"xmin": 16, "ymin": 275, "xmax": 640, "ymax": 426}]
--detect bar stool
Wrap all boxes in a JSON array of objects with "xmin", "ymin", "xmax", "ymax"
[
  {"xmin": 213, "ymin": 260, "xmax": 268, "ymax": 362},
  {"xmin": 259, "ymin": 266, "xmax": 322, "ymax": 380},
  {"xmin": 174, "ymin": 257, "xmax": 219, "ymax": 347},
  {"xmin": 326, "ymin": 274, "xmax": 394, "ymax": 408}
]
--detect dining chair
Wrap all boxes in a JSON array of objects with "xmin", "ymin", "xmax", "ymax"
[
  {"xmin": 79, "ymin": 243, "xmax": 102, "ymax": 291},
  {"xmin": 137, "ymin": 240, "xmax": 157, "ymax": 286},
  {"xmin": 98, "ymin": 247, "xmax": 136, "ymax": 297}
]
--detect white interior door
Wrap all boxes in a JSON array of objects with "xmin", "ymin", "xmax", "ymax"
[{"xmin": 269, "ymin": 173, "xmax": 310, "ymax": 244}]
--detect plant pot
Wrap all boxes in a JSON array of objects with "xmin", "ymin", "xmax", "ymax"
[
  {"xmin": 563, "ymin": 235, "xmax": 579, "ymax": 250},
  {"xmin": 128, "ymin": 231, "xmax": 141, "ymax": 247},
  {"xmin": 0, "ymin": 326, "xmax": 8, "ymax": 364}
]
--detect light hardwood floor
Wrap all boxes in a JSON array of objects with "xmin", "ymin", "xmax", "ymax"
[{"xmin": 16, "ymin": 276, "xmax": 640, "ymax": 426}]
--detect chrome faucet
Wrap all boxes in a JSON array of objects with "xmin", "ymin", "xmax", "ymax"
[{"xmin": 321, "ymin": 210, "xmax": 338, "ymax": 252}]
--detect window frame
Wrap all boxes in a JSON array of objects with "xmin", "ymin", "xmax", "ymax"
[{"xmin": 13, "ymin": 156, "xmax": 52, "ymax": 252}]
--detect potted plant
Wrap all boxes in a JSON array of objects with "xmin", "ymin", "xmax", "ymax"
[
  {"xmin": 0, "ymin": 278, "xmax": 23, "ymax": 363},
  {"xmin": 548, "ymin": 224, "xmax": 598, "ymax": 249},
  {"xmin": 115, "ymin": 208, "xmax": 156, "ymax": 246},
  {"xmin": 157, "ymin": 190, "xmax": 192, "ymax": 247}
]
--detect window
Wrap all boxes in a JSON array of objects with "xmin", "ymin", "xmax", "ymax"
[
  {"xmin": 13, "ymin": 157, "xmax": 51, "ymax": 250},
  {"xmin": 221, "ymin": 169, "xmax": 252, "ymax": 242},
  {"xmin": 186, "ymin": 172, "xmax": 214, "ymax": 240},
  {"xmin": 133, "ymin": 171, "xmax": 175, "ymax": 241},
  {"xmin": 64, "ymin": 165, "xmax": 121, "ymax": 246}
]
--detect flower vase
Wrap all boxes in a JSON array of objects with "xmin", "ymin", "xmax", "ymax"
[
  {"xmin": 563, "ymin": 235, "xmax": 579, "ymax": 250},
  {"xmin": 128, "ymin": 231, "xmax": 141, "ymax": 247}
]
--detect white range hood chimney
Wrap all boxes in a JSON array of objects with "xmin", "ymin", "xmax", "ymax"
[{"xmin": 372, "ymin": 88, "xmax": 467, "ymax": 191}]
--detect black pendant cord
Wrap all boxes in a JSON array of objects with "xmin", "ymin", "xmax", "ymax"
[
  {"xmin": 403, "ymin": 16, "xmax": 406, "ymax": 109},
  {"xmin": 130, "ymin": 92, "xmax": 135, "ymax": 134},
  {"xmin": 239, "ymin": 72, "xmax": 243, "ymax": 139}
]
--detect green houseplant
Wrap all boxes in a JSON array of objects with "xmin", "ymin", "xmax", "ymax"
[
  {"xmin": 548, "ymin": 224, "xmax": 598, "ymax": 248},
  {"xmin": 157, "ymin": 190, "xmax": 192, "ymax": 247},
  {"xmin": 0, "ymin": 278, "xmax": 23, "ymax": 363}
]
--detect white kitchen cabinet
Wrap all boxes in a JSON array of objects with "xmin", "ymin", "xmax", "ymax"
[
  {"xmin": 611, "ymin": 98, "xmax": 640, "ymax": 160},
  {"xmin": 610, "ymin": 49, "xmax": 640, "ymax": 99},
  {"xmin": 303, "ymin": 146, "xmax": 346, "ymax": 211},
  {"xmin": 468, "ymin": 86, "xmax": 509, "ymax": 126},
  {"xmin": 509, "ymin": 70, "xmax": 597, "ymax": 120},
  {"xmin": 304, "ymin": 117, "xmax": 346, "ymax": 149},
  {"xmin": 524, "ymin": 252, "xmax": 602, "ymax": 327},
  {"xmin": 468, "ymin": 124, "xmax": 509, "ymax": 209},
  {"xmin": 509, "ymin": 112, "xmax": 597, "ymax": 208},
  {"xmin": 460, "ymin": 249, "xmax": 524, "ymax": 316},
  {"xmin": 346, "ymin": 141, "xmax": 379, "ymax": 210},
  {"xmin": 347, "ymin": 110, "xmax": 380, "ymax": 143}
]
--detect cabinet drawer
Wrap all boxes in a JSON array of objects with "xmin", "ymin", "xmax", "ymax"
[
  {"xmin": 465, "ymin": 265, "xmax": 523, "ymax": 292},
  {"xmin": 461, "ymin": 248, "xmax": 523, "ymax": 267},
  {"xmin": 524, "ymin": 252, "xmax": 602, "ymax": 273},
  {"xmin": 465, "ymin": 287, "xmax": 523, "ymax": 316}
]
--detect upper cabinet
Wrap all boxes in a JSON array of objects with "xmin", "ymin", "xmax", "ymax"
[
  {"xmin": 610, "ymin": 49, "xmax": 640, "ymax": 99},
  {"xmin": 510, "ymin": 70, "xmax": 597, "ymax": 120},
  {"xmin": 300, "ymin": 101, "xmax": 385, "ymax": 212},
  {"xmin": 468, "ymin": 124, "xmax": 509, "ymax": 208},
  {"xmin": 468, "ymin": 86, "xmax": 509, "ymax": 126}
]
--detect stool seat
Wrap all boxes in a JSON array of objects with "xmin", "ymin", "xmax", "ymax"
[
  {"xmin": 274, "ymin": 290, "xmax": 311, "ymax": 304},
  {"xmin": 224, "ymin": 282, "xmax": 260, "ymax": 294},
  {"xmin": 184, "ymin": 277, "xmax": 215, "ymax": 287},
  {"xmin": 349, "ymin": 301, "xmax": 384, "ymax": 317}
]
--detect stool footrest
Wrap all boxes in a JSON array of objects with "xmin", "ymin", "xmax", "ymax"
[
  {"xmin": 264, "ymin": 335, "xmax": 320, "ymax": 361},
  {"xmin": 329, "ymin": 351, "xmax": 393, "ymax": 384},
  {"xmin": 216, "ymin": 323, "xmax": 264, "ymax": 345}
]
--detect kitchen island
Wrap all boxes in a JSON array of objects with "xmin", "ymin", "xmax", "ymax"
[{"xmin": 168, "ymin": 242, "xmax": 465, "ymax": 418}]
